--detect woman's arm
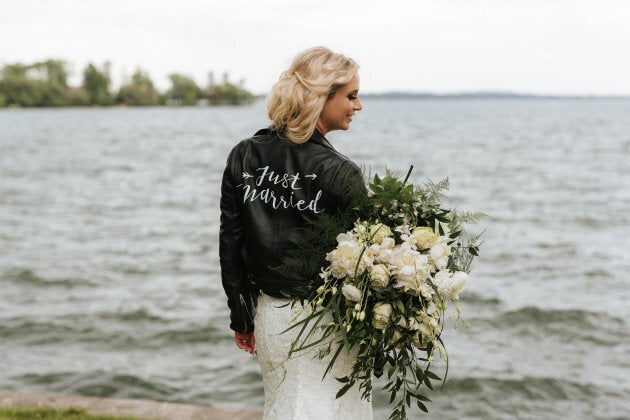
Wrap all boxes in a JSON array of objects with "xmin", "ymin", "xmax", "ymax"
[{"xmin": 219, "ymin": 146, "xmax": 255, "ymax": 335}]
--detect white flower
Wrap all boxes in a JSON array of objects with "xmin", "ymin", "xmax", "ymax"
[
  {"xmin": 429, "ymin": 236, "xmax": 451, "ymax": 270},
  {"xmin": 369, "ymin": 264, "xmax": 390, "ymax": 288},
  {"xmin": 336, "ymin": 232, "xmax": 356, "ymax": 245},
  {"xmin": 381, "ymin": 237, "xmax": 395, "ymax": 249},
  {"xmin": 374, "ymin": 237, "xmax": 395, "ymax": 264},
  {"xmin": 432, "ymin": 270, "xmax": 468, "ymax": 300},
  {"xmin": 369, "ymin": 223, "xmax": 392, "ymax": 245},
  {"xmin": 411, "ymin": 226, "xmax": 439, "ymax": 250},
  {"xmin": 326, "ymin": 233, "xmax": 368, "ymax": 279},
  {"xmin": 449, "ymin": 271, "xmax": 468, "ymax": 300},
  {"xmin": 372, "ymin": 302, "xmax": 393, "ymax": 329},
  {"xmin": 354, "ymin": 222, "xmax": 369, "ymax": 240},
  {"xmin": 341, "ymin": 283, "xmax": 362, "ymax": 302},
  {"xmin": 417, "ymin": 281, "xmax": 436, "ymax": 299},
  {"xmin": 389, "ymin": 243, "xmax": 431, "ymax": 295}
]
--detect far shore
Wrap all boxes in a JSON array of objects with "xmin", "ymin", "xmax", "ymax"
[{"xmin": 0, "ymin": 390, "xmax": 262, "ymax": 420}]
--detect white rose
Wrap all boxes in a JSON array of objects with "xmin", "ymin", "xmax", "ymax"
[
  {"xmin": 341, "ymin": 283, "xmax": 362, "ymax": 302},
  {"xmin": 372, "ymin": 302, "xmax": 393, "ymax": 329},
  {"xmin": 411, "ymin": 226, "xmax": 439, "ymax": 250},
  {"xmin": 374, "ymin": 237, "xmax": 395, "ymax": 264},
  {"xmin": 432, "ymin": 270, "xmax": 451, "ymax": 296},
  {"xmin": 449, "ymin": 271, "xmax": 468, "ymax": 300},
  {"xmin": 369, "ymin": 223, "xmax": 392, "ymax": 245},
  {"xmin": 336, "ymin": 232, "xmax": 356, "ymax": 245},
  {"xmin": 369, "ymin": 264, "xmax": 390, "ymax": 288},
  {"xmin": 429, "ymin": 237, "xmax": 451, "ymax": 270},
  {"xmin": 380, "ymin": 237, "xmax": 395, "ymax": 249},
  {"xmin": 326, "ymin": 234, "xmax": 368, "ymax": 278},
  {"xmin": 389, "ymin": 244, "xmax": 431, "ymax": 295},
  {"xmin": 432, "ymin": 270, "xmax": 467, "ymax": 300}
]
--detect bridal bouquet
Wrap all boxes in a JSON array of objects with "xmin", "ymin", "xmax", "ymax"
[{"xmin": 285, "ymin": 167, "xmax": 482, "ymax": 420}]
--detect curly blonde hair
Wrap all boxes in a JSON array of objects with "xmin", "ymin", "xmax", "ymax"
[{"xmin": 267, "ymin": 46, "xmax": 359, "ymax": 144}]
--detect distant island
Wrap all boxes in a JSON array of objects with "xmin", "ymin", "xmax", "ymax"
[
  {"xmin": 0, "ymin": 59, "xmax": 256, "ymax": 108},
  {"xmin": 360, "ymin": 91, "xmax": 630, "ymax": 100}
]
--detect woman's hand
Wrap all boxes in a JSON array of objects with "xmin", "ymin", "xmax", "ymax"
[{"xmin": 235, "ymin": 331, "xmax": 256, "ymax": 354}]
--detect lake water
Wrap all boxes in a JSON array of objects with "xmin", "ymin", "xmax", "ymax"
[{"xmin": 1, "ymin": 99, "xmax": 629, "ymax": 419}]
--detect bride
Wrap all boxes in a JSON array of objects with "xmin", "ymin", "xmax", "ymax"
[{"xmin": 219, "ymin": 46, "xmax": 372, "ymax": 419}]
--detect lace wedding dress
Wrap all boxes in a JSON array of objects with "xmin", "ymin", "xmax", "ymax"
[{"xmin": 254, "ymin": 293, "xmax": 373, "ymax": 419}]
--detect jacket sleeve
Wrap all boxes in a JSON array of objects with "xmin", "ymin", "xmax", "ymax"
[
  {"xmin": 219, "ymin": 146, "xmax": 256, "ymax": 334},
  {"xmin": 331, "ymin": 160, "xmax": 367, "ymax": 216}
]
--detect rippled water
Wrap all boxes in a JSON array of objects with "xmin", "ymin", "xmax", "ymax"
[{"xmin": 1, "ymin": 100, "xmax": 629, "ymax": 419}]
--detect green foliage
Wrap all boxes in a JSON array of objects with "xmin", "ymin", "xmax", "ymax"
[
  {"xmin": 68, "ymin": 88, "xmax": 90, "ymax": 106},
  {"xmin": 115, "ymin": 69, "xmax": 161, "ymax": 106},
  {"xmin": 0, "ymin": 60, "xmax": 70, "ymax": 107},
  {"xmin": 164, "ymin": 73, "xmax": 201, "ymax": 105},
  {"xmin": 204, "ymin": 72, "xmax": 256, "ymax": 105},
  {"xmin": 83, "ymin": 62, "xmax": 112, "ymax": 106},
  {"xmin": 0, "ymin": 407, "xmax": 139, "ymax": 420}
]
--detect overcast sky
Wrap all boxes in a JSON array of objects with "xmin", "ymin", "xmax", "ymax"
[{"xmin": 2, "ymin": 0, "xmax": 629, "ymax": 95}]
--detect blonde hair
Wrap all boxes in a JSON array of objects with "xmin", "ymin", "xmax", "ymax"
[{"xmin": 267, "ymin": 46, "xmax": 359, "ymax": 144}]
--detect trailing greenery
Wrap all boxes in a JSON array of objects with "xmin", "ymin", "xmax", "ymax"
[
  {"xmin": 282, "ymin": 167, "xmax": 483, "ymax": 419},
  {"xmin": 0, "ymin": 407, "xmax": 140, "ymax": 420},
  {"xmin": 0, "ymin": 59, "xmax": 256, "ymax": 108}
]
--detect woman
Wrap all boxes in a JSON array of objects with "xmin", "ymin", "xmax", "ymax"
[{"xmin": 219, "ymin": 46, "xmax": 371, "ymax": 419}]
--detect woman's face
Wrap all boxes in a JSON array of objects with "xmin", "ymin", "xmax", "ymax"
[{"xmin": 316, "ymin": 74, "xmax": 362, "ymax": 136}]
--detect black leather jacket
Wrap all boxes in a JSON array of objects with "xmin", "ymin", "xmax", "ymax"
[{"xmin": 219, "ymin": 128, "xmax": 365, "ymax": 333}]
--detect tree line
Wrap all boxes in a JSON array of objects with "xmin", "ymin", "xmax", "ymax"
[{"xmin": 0, "ymin": 59, "xmax": 257, "ymax": 107}]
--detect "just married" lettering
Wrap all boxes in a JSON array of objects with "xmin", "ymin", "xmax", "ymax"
[{"xmin": 239, "ymin": 166, "xmax": 323, "ymax": 213}]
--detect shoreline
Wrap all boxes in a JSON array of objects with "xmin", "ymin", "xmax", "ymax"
[{"xmin": 0, "ymin": 390, "xmax": 262, "ymax": 420}]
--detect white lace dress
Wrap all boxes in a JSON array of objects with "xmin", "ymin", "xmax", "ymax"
[{"xmin": 254, "ymin": 293, "xmax": 373, "ymax": 420}]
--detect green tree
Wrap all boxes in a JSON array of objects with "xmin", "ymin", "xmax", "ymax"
[
  {"xmin": 164, "ymin": 73, "xmax": 201, "ymax": 105},
  {"xmin": 204, "ymin": 72, "xmax": 255, "ymax": 105},
  {"xmin": 34, "ymin": 59, "xmax": 70, "ymax": 86},
  {"xmin": 0, "ymin": 63, "xmax": 41, "ymax": 107},
  {"xmin": 83, "ymin": 62, "xmax": 112, "ymax": 105},
  {"xmin": 29, "ymin": 59, "xmax": 71, "ymax": 106},
  {"xmin": 0, "ymin": 59, "xmax": 71, "ymax": 107},
  {"xmin": 115, "ymin": 69, "xmax": 160, "ymax": 106},
  {"xmin": 68, "ymin": 87, "xmax": 90, "ymax": 106}
]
